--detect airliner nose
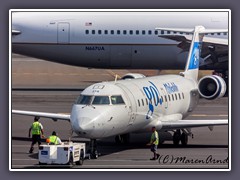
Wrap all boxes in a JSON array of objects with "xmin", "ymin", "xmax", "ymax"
[
  {"xmin": 71, "ymin": 115, "xmax": 95, "ymax": 136},
  {"xmin": 70, "ymin": 105, "xmax": 98, "ymax": 137}
]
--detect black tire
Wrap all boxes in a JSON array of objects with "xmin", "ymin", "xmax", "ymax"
[
  {"xmin": 173, "ymin": 132, "xmax": 180, "ymax": 146},
  {"xmin": 76, "ymin": 156, "xmax": 84, "ymax": 165},
  {"xmin": 68, "ymin": 152, "xmax": 74, "ymax": 166},
  {"xmin": 180, "ymin": 133, "xmax": 188, "ymax": 146},
  {"xmin": 76, "ymin": 150, "xmax": 84, "ymax": 165},
  {"xmin": 91, "ymin": 150, "xmax": 98, "ymax": 159}
]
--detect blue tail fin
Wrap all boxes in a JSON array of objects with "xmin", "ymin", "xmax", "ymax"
[{"xmin": 183, "ymin": 26, "xmax": 205, "ymax": 81}]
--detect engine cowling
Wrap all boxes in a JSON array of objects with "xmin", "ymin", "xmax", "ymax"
[
  {"xmin": 121, "ymin": 73, "xmax": 146, "ymax": 80},
  {"xmin": 198, "ymin": 75, "xmax": 226, "ymax": 100}
]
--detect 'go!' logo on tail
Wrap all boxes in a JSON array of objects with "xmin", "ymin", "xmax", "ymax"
[
  {"xmin": 143, "ymin": 81, "xmax": 162, "ymax": 119},
  {"xmin": 188, "ymin": 42, "xmax": 201, "ymax": 70}
]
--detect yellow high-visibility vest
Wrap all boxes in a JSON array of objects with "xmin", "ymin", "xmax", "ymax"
[
  {"xmin": 150, "ymin": 131, "xmax": 159, "ymax": 145},
  {"xmin": 48, "ymin": 135, "xmax": 58, "ymax": 145},
  {"xmin": 31, "ymin": 122, "xmax": 41, "ymax": 135}
]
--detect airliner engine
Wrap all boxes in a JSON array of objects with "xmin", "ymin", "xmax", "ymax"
[
  {"xmin": 198, "ymin": 75, "xmax": 226, "ymax": 100},
  {"xmin": 121, "ymin": 73, "xmax": 146, "ymax": 80}
]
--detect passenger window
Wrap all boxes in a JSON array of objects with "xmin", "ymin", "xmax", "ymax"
[
  {"xmin": 111, "ymin": 30, "xmax": 114, "ymax": 35},
  {"xmin": 161, "ymin": 30, "xmax": 164, "ymax": 34},
  {"xmin": 117, "ymin": 30, "xmax": 121, "ymax": 35},
  {"xmin": 98, "ymin": 30, "xmax": 102, "ymax": 34},
  {"xmin": 154, "ymin": 30, "xmax": 158, "ymax": 35},
  {"xmin": 142, "ymin": 30, "xmax": 146, "ymax": 35},
  {"xmin": 165, "ymin": 95, "xmax": 167, "ymax": 102},
  {"xmin": 142, "ymin": 99, "xmax": 144, "ymax": 106},
  {"xmin": 130, "ymin": 30, "xmax": 133, "ymax": 35},
  {"xmin": 92, "ymin": 96, "xmax": 110, "ymax": 105},
  {"xmin": 138, "ymin": 100, "xmax": 140, "ymax": 107},
  {"xmin": 178, "ymin": 93, "xmax": 181, "ymax": 100},
  {"xmin": 168, "ymin": 95, "xmax": 171, "ymax": 101},
  {"xmin": 85, "ymin": 30, "xmax": 89, "ymax": 34},
  {"xmin": 123, "ymin": 30, "xmax": 127, "ymax": 35},
  {"xmin": 111, "ymin": 96, "xmax": 125, "ymax": 105},
  {"xmin": 175, "ymin": 94, "xmax": 178, "ymax": 100},
  {"xmin": 104, "ymin": 30, "xmax": 108, "ymax": 34},
  {"xmin": 136, "ymin": 30, "xmax": 139, "ymax": 35},
  {"xmin": 148, "ymin": 30, "xmax": 152, "ymax": 35},
  {"xmin": 172, "ymin": 94, "xmax": 174, "ymax": 101},
  {"xmin": 182, "ymin": 92, "xmax": 184, "ymax": 99},
  {"xmin": 92, "ymin": 30, "xmax": 95, "ymax": 34}
]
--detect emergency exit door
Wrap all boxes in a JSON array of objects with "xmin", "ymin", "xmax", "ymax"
[{"xmin": 57, "ymin": 23, "xmax": 70, "ymax": 43}]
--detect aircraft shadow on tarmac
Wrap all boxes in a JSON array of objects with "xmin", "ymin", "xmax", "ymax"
[{"xmin": 12, "ymin": 136, "xmax": 228, "ymax": 158}]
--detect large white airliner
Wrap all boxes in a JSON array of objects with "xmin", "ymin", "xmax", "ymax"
[
  {"xmin": 11, "ymin": 11, "xmax": 228, "ymax": 74},
  {"xmin": 12, "ymin": 26, "xmax": 228, "ymax": 158}
]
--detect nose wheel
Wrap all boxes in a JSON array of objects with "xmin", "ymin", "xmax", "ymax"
[{"xmin": 88, "ymin": 139, "xmax": 99, "ymax": 159}]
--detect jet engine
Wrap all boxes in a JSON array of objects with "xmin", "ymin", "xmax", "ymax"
[
  {"xmin": 121, "ymin": 73, "xmax": 146, "ymax": 80},
  {"xmin": 198, "ymin": 75, "xmax": 226, "ymax": 100}
]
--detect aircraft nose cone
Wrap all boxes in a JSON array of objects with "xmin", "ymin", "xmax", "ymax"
[{"xmin": 72, "ymin": 116, "xmax": 94, "ymax": 136}]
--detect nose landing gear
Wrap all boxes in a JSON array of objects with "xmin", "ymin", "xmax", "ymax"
[{"xmin": 87, "ymin": 139, "xmax": 99, "ymax": 159}]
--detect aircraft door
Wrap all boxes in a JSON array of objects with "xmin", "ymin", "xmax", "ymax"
[
  {"xmin": 116, "ymin": 83, "xmax": 137, "ymax": 125},
  {"xmin": 188, "ymin": 89, "xmax": 199, "ymax": 112},
  {"xmin": 57, "ymin": 22, "xmax": 70, "ymax": 44},
  {"xmin": 160, "ymin": 87, "xmax": 168, "ymax": 110}
]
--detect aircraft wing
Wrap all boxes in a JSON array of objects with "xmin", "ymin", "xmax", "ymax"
[
  {"xmin": 159, "ymin": 35, "xmax": 228, "ymax": 45},
  {"xmin": 160, "ymin": 119, "xmax": 228, "ymax": 130},
  {"xmin": 12, "ymin": 110, "xmax": 70, "ymax": 121},
  {"xmin": 159, "ymin": 34, "xmax": 228, "ymax": 69}
]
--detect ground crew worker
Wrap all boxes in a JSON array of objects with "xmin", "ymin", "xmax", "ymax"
[
  {"xmin": 147, "ymin": 126, "xmax": 160, "ymax": 160},
  {"xmin": 47, "ymin": 131, "xmax": 62, "ymax": 145},
  {"xmin": 28, "ymin": 116, "xmax": 44, "ymax": 153}
]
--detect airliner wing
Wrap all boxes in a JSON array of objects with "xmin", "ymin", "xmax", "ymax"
[
  {"xmin": 159, "ymin": 35, "xmax": 228, "ymax": 46},
  {"xmin": 158, "ymin": 34, "xmax": 228, "ymax": 68},
  {"xmin": 12, "ymin": 110, "xmax": 70, "ymax": 121},
  {"xmin": 160, "ymin": 119, "xmax": 228, "ymax": 130}
]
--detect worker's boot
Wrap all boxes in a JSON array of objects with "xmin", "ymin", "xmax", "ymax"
[{"xmin": 29, "ymin": 147, "xmax": 34, "ymax": 153}]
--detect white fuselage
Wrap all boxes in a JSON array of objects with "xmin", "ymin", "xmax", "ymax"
[
  {"xmin": 12, "ymin": 11, "xmax": 228, "ymax": 69},
  {"xmin": 70, "ymin": 74, "xmax": 198, "ymax": 139}
]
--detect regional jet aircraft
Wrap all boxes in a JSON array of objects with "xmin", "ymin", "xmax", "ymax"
[
  {"xmin": 12, "ymin": 26, "xmax": 228, "ymax": 158},
  {"xmin": 11, "ymin": 11, "xmax": 229, "ymax": 79}
]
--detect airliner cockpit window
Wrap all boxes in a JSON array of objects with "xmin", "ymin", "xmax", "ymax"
[
  {"xmin": 92, "ymin": 96, "xmax": 110, "ymax": 105},
  {"xmin": 111, "ymin": 95, "xmax": 125, "ymax": 105},
  {"xmin": 76, "ymin": 95, "xmax": 92, "ymax": 105}
]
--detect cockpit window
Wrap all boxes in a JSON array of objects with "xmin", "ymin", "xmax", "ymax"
[
  {"xmin": 76, "ymin": 95, "xmax": 92, "ymax": 105},
  {"xmin": 111, "ymin": 95, "xmax": 125, "ymax": 105},
  {"xmin": 92, "ymin": 96, "xmax": 110, "ymax": 105}
]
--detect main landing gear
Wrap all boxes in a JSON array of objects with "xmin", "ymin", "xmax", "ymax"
[{"xmin": 173, "ymin": 129, "xmax": 192, "ymax": 146}]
